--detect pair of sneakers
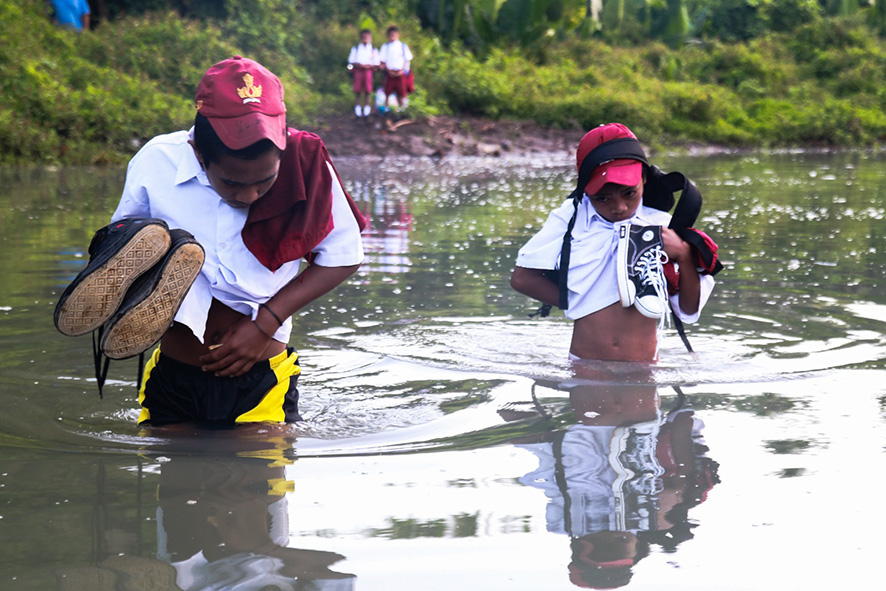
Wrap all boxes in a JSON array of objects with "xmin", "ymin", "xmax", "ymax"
[
  {"xmin": 616, "ymin": 224, "xmax": 670, "ymax": 321},
  {"xmin": 54, "ymin": 218, "xmax": 204, "ymax": 361}
]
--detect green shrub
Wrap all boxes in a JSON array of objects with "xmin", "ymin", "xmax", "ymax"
[{"xmin": 8, "ymin": 0, "xmax": 886, "ymax": 163}]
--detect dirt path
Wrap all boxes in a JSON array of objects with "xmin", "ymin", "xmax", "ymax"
[{"xmin": 300, "ymin": 114, "xmax": 580, "ymax": 158}]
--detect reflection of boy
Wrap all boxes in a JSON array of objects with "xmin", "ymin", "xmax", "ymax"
[
  {"xmin": 511, "ymin": 123, "xmax": 717, "ymax": 362},
  {"xmin": 156, "ymin": 428, "xmax": 356, "ymax": 590},
  {"xmin": 112, "ymin": 56, "xmax": 365, "ymax": 426},
  {"xmin": 517, "ymin": 381, "xmax": 719, "ymax": 588},
  {"xmin": 348, "ymin": 29, "xmax": 379, "ymax": 119},
  {"xmin": 378, "ymin": 26, "xmax": 414, "ymax": 112}
]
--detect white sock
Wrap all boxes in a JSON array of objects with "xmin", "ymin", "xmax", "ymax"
[
  {"xmin": 362, "ymin": 104, "xmax": 371, "ymax": 116},
  {"xmin": 402, "ymin": 98, "xmax": 409, "ymax": 109},
  {"xmin": 354, "ymin": 105, "xmax": 362, "ymax": 117}
]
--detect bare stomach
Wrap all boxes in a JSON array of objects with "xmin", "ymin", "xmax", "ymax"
[
  {"xmin": 160, "ymin": 298, "xmax": 286, "ymax": 367},
  {"xmin": 570, "ymin": 302, "xmax": 659, "ymax": 362}
]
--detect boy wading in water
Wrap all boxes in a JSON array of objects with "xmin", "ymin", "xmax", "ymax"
[
  {"xmin": 56, "ymin": 56, "xmax": 366, "ymax": 426},
  {"xmin": 511, "ymin": 123, "xmax": 719, "ymax": 362}
]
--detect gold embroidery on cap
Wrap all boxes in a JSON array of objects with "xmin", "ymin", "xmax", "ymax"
[{"xmin": 237, "ymin": 73, "xmax": 262, "ymax": 104}]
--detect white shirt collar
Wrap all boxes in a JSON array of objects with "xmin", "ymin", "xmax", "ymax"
[{"xmin": 176, "ymin": 127, "xmax": 209, "ymax": 187}]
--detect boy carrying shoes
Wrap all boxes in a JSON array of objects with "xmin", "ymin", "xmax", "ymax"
[
  {"xmin": 511, "ymin": 122, "xmax": 721, "ymax": 362},
  {"xmin": 56, "ymin": 56, "xmax": 366, "ymax": 426}
]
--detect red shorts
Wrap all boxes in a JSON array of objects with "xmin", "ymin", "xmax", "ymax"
[
  {"xmin": 351, "ymin": 68, "xmax": 373, "ymax": 94},
  {"xmin": 384, "ymin": 73, "xmax": 409, "ymax": 100}
]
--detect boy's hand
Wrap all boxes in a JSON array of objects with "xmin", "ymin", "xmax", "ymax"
[
  {"xmin": 661, "ymin": 228, "xmax": 693, "ymax": 266},
  {"xmin": 199, "ymin": 316, "xmax": 274, "ymax": 377}
]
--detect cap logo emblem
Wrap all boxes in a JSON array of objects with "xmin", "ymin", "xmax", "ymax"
[{"xmin": 237, "ymin": 73, "xmax": 262, "ymax": 104}]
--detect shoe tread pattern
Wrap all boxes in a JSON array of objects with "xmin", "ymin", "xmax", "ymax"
[
  {"xmin": 55, "ymin": 227, "xmax": 171, "ymax": 336},
  {"xmin": 101, "ymin": 243, "xmax": 204, "ymax": 359}
]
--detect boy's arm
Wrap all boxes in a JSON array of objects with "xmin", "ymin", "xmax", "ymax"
[
  {"xmin": 201, "ymin": 162, "xmax": 364, "ymax": 377},
  {"xmin": 662, "ymin": 228, "xmax": 701, "ymax": 316},
  {"xmin": 112, "ymin": 153, "xmax": 152, "ymax": 221},
  {"xmin": 511, "ymin": 266, "xmax": 559, "ymax": 308},
  {"xmin": 200, "ymin": 263, "xmax": 359, "ymax": 377}
]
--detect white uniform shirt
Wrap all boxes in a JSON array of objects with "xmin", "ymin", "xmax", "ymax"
[
  {"xmin": 348, "ymin": 42, "xmax": 379, "ymax": 67},
  {"xmin": 516, "ymin": 200, "xmax": 714, "ymax": 323},
  {"xmin": 378, "ymin": 40, "xmax": 413, "ymax": 72},
  {"xmin": 111, "ymin": 129, "xmax": 364, "ymax": 344},
  {"xmin": 518, "ymin": 420, "xmax": 662, "ymax": 537}
]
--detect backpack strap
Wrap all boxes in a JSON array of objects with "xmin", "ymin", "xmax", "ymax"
[
  {"xmin": 645, "ymin": 166, "xmax": 702, "ymax": 231},
  {"xmin": 551, "ymin": 430, "xmax": 575, "ymax": 539},
  {"xmin": 646, "ymin": 166, "xmax": 722, "ymax": 275},
  {"xmin": 91, "ymin": 327, "xmax": 148, "ymax": 399},
  {"xmin": 92, "ymin": 327, "xmax": 110, "ymax": 399}
]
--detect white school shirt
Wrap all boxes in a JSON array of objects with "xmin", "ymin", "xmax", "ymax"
[
  {"xmin": 516, "ymin": 199, "xmax": 714, "ymax": 323},
  {"xmin": 518, "ymin": 419, "xmax": 663, "ymax": 537},
  {"xmin": 348, "ymin": 42, "xmax": 380, "ymax": 67},
  {"xmin": 111, "ymin": 129, "xmax": 364, "ymax": 345},
  {"xmin": 379, "ymin": 40, "xmax": 413, "ymax": 72}
]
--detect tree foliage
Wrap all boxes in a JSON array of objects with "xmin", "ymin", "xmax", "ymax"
[{"xmin": 6, "ymin": 0, "xmax": 886, "ymax": 164}]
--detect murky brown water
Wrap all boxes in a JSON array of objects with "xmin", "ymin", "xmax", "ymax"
[{"xmin": 2, "ymin": 150, "xmax": 886, "ymax": 590}]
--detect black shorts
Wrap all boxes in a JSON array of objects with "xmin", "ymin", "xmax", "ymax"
[{"xmin": 137, "ymin": 347, "xmax": 302, "ymax": 426}]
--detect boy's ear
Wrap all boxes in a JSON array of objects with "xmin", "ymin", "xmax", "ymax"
[{"xmin": 188, "ymin": 140, "xmax": 206, "ymax": 169}]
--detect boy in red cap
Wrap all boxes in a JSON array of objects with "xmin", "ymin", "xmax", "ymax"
[
  {"xmin": 511, "ymin": 122, "xmax": 718, "ymax": 362},
  {"xmin": 108, "ymin": 56, "xmax": 366, "ymax": 426}
]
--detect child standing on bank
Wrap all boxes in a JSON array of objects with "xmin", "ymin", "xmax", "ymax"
[
  {"xmin": 378, "ymin": 25, "xmax": 414, "ymax": 113},
  {"xmin": 347, "ymin": 29, "xmax": 380, "ymax": 119},
  {"xmin": 511, "ymin": 123, "xmax": 720, "ymax": 362}
]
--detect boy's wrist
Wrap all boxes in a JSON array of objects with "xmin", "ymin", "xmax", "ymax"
[
  {"xmin": 252, "ymin": 320, "xmax": 274, "ymax": 339},
  {"xmin": 253, "ymin": 302, "xmax": 285, "ymax": 339}
]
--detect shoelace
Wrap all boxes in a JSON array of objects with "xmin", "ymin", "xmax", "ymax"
[
  {"xmin": 92, "ymin": 326, "xmax": 146, "ymax": 399},
  {"xmin": 634, "ymin": 247, "xmax": 671, "ymax": 332}
]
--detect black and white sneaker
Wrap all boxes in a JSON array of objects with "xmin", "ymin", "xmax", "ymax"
[{"xmin": 617, "ymin": 224, "xmax": 669, "ymax": 320}]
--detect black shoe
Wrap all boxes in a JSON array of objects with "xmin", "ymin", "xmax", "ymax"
[
  {"xmin": 616, "ymin": 224, "xmax": 668, "ymax": 319},
  {"xmin": 54, "ymin": 218, "xmax": 171, "ymax": 337},
  {"xmin": 100, "ymin": 229, "xmax": 204, "ymax": 360}
]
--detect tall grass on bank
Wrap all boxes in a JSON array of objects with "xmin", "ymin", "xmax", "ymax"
[{"xmin": 3, "ymin": 0, "xmax": 886, "ymax": 164}]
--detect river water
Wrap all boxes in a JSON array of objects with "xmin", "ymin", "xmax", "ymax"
[{"xmin": 1, "ymin": 149, "xmax": 885, "ymax": 590}]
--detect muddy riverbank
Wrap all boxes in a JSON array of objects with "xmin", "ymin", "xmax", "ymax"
[{"xmin": 300, "ymin": 114, "xmax": 580, "ymax": 159}]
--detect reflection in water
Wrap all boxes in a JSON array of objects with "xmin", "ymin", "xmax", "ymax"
[
  {"xmin": 5, "ymin": 152, "xmax": 886, "ymax": 589},
  {"xmin": 55, "ymin": 426, "xmax": 355, "ymax": 591},
  {"xmin": 353, "ymin": 182, "xmax": 413, "ymax": 276},
  {"xmin": 511, "ymin": 366, "xmax": 719, "ymax": 588}
]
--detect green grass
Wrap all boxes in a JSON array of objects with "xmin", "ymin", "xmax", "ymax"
[{"xmin": 5, "ymin": 0, "xmax": 886, "ymax": 164}]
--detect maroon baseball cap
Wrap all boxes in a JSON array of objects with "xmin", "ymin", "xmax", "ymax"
[
  {"xmin": 195, "ymin": 55, "xmax": 287, "ymax": 151},
  {"xmin": 576, "ymin": 123, "xmax": 644, "ymax": 196}
]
